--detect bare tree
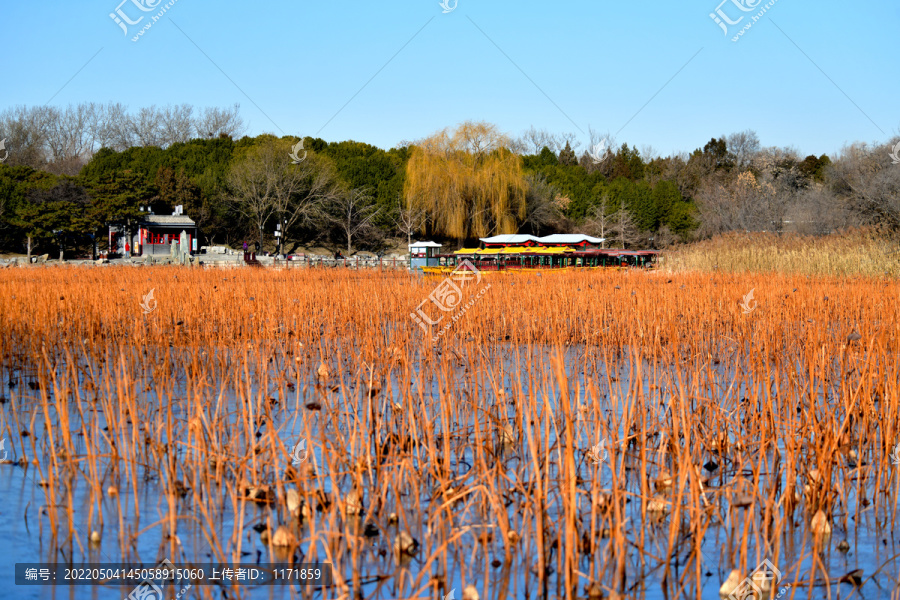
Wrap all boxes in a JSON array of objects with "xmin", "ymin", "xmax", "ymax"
[
  {"xmin": 227, "ymin": 137, "xmax": 343, "ymax": 253},
  {"xmin": 97, "ymin": 102, "xmax": 135, "ymax": 151},
  {"xmin": 198, "ymin": 103, "xmax": 246, "ymax": 139},
  {"xmin": 654, "ymin": 225, "xmax": 677, "ymax": 249},
  {"xmin": 696, "ymin": 169, "xmax": 787, "ymax": 235},
  {"xmin": 639, "ymin": 144, "xmax": 659, "ymax": 162},
  {"xmin": 587, "ymin": 126, "xmax": 611, "ymax": 151},
  {"xmin": 0, "ymin": 105, "xmax": 53, "ymax": 167},
  {"xmin": 43, "ymin": 103, "xmax": 108, "ymax": 174},
  {"xmin": 82, "ymin": 102, "xmax": 107, "ymax": 154},
  {"xmin": 226, "ymin": 138, "xmax": 293, "ymax": 250},
  {"xmin": 608, "ymin": 198, "xmax": 641, "ymax": 249},
  {"xmin": 325, "ymin": 188, "xmax": 381, "ymax": 254},
  {"xmin": 786, "ymin": 185, "xmax": 851, "ymax": 235},
  {"xmin": 394, "ymin": 196, "xmax": 427, "ymax": 249},
  {"xmin": 160, "ymin": 104, "xmax": 196, "ymax": 146},
  {"xmin": 507, "ymin": 137, "xmax": 528, "ymax": 155},
  {"xmin": 128, "ymin": 105, "xmax": 166, "ymax": 148},
  {"xmin": 694, "ymin": 181, "xmax": 730, "ymax": 236},
  {"xmin": 582, "ymin": 194, "xmax": 614, "ymax": 247},
  {"xmin": 0, "ymin": 102, "xmax": 248, "ymax": 170},
  {"xmin": 276, "ymin": 156, "xmax": 343, "ymax": 254},
  {"xmin": 726, "ymin": 130, "xmax": 760, "ymax": 170},
  {"xmin": 517, "ymin": 126, "xmax": 560, "ymax": 155},
  {"xmin": 521, "ymin": 174, "xmax": 560, "ymax": 236},
  {"xmin": 43, "ymin": 106, "xmax": 75, "ymax": 164},
  {"xmin": 829, "ymin": 140, "xmax": 900, "ymax": 231}
]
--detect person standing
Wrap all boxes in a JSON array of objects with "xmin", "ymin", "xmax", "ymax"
[
  {"xmin": 243, "ymin": 241, "xmax": 248, "ymax": 262},
  {"xmin": 124, "ymin": 241, "xmax": 130, "ymax": 259}
]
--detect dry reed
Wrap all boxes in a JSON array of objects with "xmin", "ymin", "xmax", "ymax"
[{"xmin": 0, "ymin": 264, "xmax": 897, "ymax": 600}]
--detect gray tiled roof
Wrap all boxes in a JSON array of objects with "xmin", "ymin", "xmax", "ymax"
[{"xmin": 141, "ymin": 215, "xmax": 196, "ymax": 227}]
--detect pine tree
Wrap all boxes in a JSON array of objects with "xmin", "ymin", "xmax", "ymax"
[{"xmin": 558, "ymin": 141, "xmax": 577, "ymax": 167}]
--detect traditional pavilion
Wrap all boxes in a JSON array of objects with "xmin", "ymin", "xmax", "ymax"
[
  {"xmin": 109, "ymin": 211, "xmax": 198, "ymax": 258},
  {"xmin": 136, "ymin": 214, "xmax": 197, "ymax": 256}
]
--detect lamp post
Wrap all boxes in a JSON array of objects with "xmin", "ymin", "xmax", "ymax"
[
  {"xmin": 275, "ymin": 220, "xmax": 286, "ymax": 257},
  {"xmin": 52, "ymin": 229, "xmax": 64, "ymax": 261}
]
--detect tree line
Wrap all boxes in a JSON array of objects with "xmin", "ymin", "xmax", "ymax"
[{"xmin": 1, "ymin": 103, "xmax": 898, "ymax": 259}]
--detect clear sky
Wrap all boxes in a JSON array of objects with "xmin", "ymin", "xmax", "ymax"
[{"xmin": 1, "ymin": 0, "xmax": 897, "ymax": 158}]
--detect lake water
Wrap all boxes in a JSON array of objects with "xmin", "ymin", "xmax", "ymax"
[{"xmin": 1, "ymin": 338, "xmax": 897, "ymax": 600}]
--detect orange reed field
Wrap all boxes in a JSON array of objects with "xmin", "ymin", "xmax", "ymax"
[{"xmin": 0, "ymin": 266, "xmax": 899, "ymax": 600}]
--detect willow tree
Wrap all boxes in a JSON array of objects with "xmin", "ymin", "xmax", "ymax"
[{"xmin": 404, "ymin": 121, "xmax": 527, "ymax": 240}]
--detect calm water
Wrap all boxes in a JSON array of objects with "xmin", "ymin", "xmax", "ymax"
[{"xmin": 1, "ymin": 344, "xmax": 897, "ymax": 600}]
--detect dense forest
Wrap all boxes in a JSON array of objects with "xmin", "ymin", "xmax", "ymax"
[{"xmin": 0, "ymin": 102, "xmax": 898, "ymax": 258}]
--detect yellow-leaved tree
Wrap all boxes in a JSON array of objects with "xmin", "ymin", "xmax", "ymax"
[{"xmin": 404, "ymin": 121, "xmax": 527, "ymax": 240}]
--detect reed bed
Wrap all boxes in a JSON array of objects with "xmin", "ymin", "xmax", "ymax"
[
  {"xmin": 664, "ymin": 230, "xmax": 900, "ymax": 277},
  {"xmin": 0, "ymin": 265, "xmax": 899, "ymax": 600}
]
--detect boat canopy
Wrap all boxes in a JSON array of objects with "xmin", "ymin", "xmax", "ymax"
[
  {"xmin": 455, "ymin": 246, "xmax": 576, "ymax": 255},
  {"xmin": 537, "ymin": 234, "xmax": 605, "ymax": 245},
  {"xmin": 479, "ymin": 234, "xmax": 605, "ymax": 246},
  {"xmin": 409, "ymin": 240, "xmax": 443, "ymax": 249},
  {"xmin": 479, "ymin": 234, "xmax": 541, "ymax": 245}
]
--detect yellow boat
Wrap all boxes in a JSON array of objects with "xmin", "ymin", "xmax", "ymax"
[{"xmin": 421, "ymin": 246, "xmax": 658, "ymax": 276}]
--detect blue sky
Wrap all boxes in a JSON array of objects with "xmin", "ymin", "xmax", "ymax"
[{"xmin": 1, "ymin": 0, "xmax": 897, "ymax": 157}]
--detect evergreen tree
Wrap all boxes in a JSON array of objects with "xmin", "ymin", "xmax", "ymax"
[
  {"xmin": 538, "ymin": 146, "xmax": 558, "ymax": 166},
  {"xmin": 11, "ymin": 180, "xmax": 90, "ymax": 260},
  {"xmin": 558, "ymin": 141, "xmax": 577, "ymax": 167}
]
